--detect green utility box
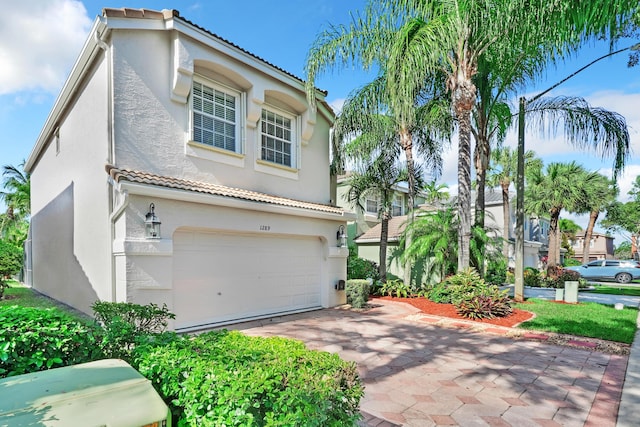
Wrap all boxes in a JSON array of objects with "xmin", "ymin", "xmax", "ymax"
[{"xmin": 0, "ymin": 359, "xmax": 171, "ymax": 427}]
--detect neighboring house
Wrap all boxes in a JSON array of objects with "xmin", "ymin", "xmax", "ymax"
[
  {"xmin": 336, "ymin": 174, "xmax": 426, "ymax": 243},
  {"xmin": 24, "ymin": 8, "xmax": 352, "ymax": 332},
  {"xmin": 352, "ymin": 189, "xmax": 550, "ymax": 280},
  {"xmin": 570, "ymin": 231, "xmax": 615, "ymax": 263},
  {"xmin": 482, "ymin": 190, "xmax": 549, "ymax": 269}
]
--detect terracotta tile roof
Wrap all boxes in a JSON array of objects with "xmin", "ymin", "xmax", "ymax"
[
  {"xmin": 101, "ymin": 8, "xmax": 327, "ymax": 96},
  {"xmin": 106, "ymin": 165, "xmax": 344, "ymax": 215},
  {"xmin": 355, "ymin": 216, "xmax": 409, "ymax": 242}
]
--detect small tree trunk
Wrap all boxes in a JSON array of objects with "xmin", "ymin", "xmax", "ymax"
[
  {"xmin": 547, "ymin": 209, "xmax": 561, "ymax": 269},
  {"xmin": 379, "ymin": 212, "xmax": 390, "ymax": 283},
  {"xmin": 400, "ymin": 130, "xmax": 415, "ymax": 287},
  {"xmin": 582, "ymin": 210, "xmax": 599, "ymax": 263},
  {"xmin": 501, "ymin": 181, "xmax": 511, "ymax": 259}
]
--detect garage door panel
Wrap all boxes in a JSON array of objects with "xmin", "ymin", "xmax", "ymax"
[{"xmin": 173, "ymin": 230, "xmax": 322, "ymax": 330}]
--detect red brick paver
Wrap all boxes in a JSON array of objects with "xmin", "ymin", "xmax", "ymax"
[{"xmin": 230, "ymin": 299, "xmax": 628, "ymax": 426}]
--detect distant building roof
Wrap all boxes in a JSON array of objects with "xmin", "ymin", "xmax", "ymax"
[{"xmin": 355, "ymin": 216, "xmax": 408, "ymax": 243}]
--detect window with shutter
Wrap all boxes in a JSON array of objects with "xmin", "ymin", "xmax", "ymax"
[{"xmin": 192, "ymin": 79, "xmax": 240, "ymax": 153}]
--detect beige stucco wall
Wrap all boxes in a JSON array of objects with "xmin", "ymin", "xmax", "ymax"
[
  {"xmin": 110, "ymin": 30, "xmax": 333, "ymax": 206},
  {"xmin": 29, "ymin": 54, "xmax": 112, "ymax": 315}
]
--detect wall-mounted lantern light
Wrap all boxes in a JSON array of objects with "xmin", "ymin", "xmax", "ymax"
[
  {"xmin": 145, "ymin": 203, "xmax": 161, "ymax": 239},
  {"xmin": 336, "ymin": 225, "xmax": 346, "ymax": 248}
]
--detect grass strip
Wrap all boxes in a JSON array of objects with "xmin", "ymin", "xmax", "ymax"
[
  {"xmin": 515, "ymin": 298, "xmax": 638, "ymax": 344},
  {"xmin": 587, "ymin": 285, "xmax": 640, "ymax": 296}
]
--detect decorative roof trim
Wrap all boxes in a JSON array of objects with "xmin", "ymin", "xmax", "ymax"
[{"xmin": 106, "ymin": 165, "xmax": 344, "ymax": 215}]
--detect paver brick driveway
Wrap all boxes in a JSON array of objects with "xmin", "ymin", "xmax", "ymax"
[{"xmin": 229, "ymin": 299, "xmax": 627, "ymax": 426}]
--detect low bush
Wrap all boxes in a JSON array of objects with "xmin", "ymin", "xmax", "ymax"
[
  {"xmin": 543, "ymin": 268, "xmax": 585, "ymax": 288},
  {"xmin": 0, "ymin": 306, "xmax": 103, "ymax": 377},
  {"xmin": 346, "ymin": 244, "xmax": 379, "ymax": 281},
  {"xmin": 134, "ymin": 330, "xmax": 364, "ymax": 426},
  {"xmin": 378, "ymin": 279, "xmax": 411, "ymax": 298},
  {"xmin": 346, "ymin": 279, "xmax": 370, "ymax": 308},
  {"xmin": 440, "ymin": 269, "xmax": 513, "ymax": 320},
  {"xmin": 426, "ymin": 281, "xmax": 454, "ymax": 303},
  {"xmin": 485, "ymin": 258, "xmax": 508, "ymax": 286},
  {"xmin": 347, "ymin": 257, "xmax": 380, "ymax": 281},
  {"xmin": 523, "ymin": 267, "xmax": 542, "ymax": 287},
  {"xmin": 91, "ymin": 301, "xmax": 175, "ymax": 361}
]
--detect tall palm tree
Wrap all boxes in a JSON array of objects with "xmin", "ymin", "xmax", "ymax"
[
  {"xmin": 384, "ymin": 0, "xmax": 635, "ymax": 270},
  {"xmin": 345, "ymin": 147, "xmax": 409, "ymax": 283},
  {"xmin": 525, "ymin": 162, "xmax": 599, "ymax": 268},
  {"xmin": 578, "ymin": 174, "xmax": 618, "ymax": 263},
  {"xmin": 306, "ymin": 0, "xmax": 637, "ymax": 271},
  {"xmin": 0, "ymin": 162, "xmax": 30, "ymax": 241},
  {"xmin": 328, "ymin": 74, "xmax": 453, "ymax": 285},
  {"xmin": 487, "ymin": 147, "xmax": 541, "ymax": 258}
]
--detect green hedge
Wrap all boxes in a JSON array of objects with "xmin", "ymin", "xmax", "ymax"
[
  {"xmin": 346, "ymin": 279, "xmax": 370, "ymax": 308},
  {"xmin": 133, "ymin": 330, "xmax": 364, "ymax": 426},
  {"xmin": 0, "ymin": 306, "xmax": 103, "ymax": 377}
]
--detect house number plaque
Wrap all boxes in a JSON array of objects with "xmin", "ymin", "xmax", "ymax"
[{"xmin": 259, "ymin": 225, "xmax": 271, "ymax": 231}]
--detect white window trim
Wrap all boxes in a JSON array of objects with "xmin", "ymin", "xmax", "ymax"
[
  {"xmin": 190, "ymin": 76, "xmax": 245, "ymax": 155},
  {"xmin": 258, "ymin": 104, "xmax": 299, "ymax": 169}
]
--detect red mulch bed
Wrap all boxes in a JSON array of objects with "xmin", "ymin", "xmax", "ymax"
[{"xmin": 375, "ymin": 296, "xmax": 535, "ymax": 328}]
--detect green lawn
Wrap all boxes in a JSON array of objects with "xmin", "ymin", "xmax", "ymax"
[
  {"xmin": 1, "ymin": 281, "xmax": 91, "ymax": 320},
  {"xmin": 587, "ymin": 284, "xmax": 640, "ymax": 296},
  {"xmin": 515, "ymin": 298, "xmax": 638, "ymax": 344}
]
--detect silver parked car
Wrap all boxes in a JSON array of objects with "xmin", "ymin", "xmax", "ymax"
[{"xmin": 565, "ymin": 259, "xmax": 640, "ymax": 284}]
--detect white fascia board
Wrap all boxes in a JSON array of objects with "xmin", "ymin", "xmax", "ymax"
[
  {"xmin": 25, "ymin": 17, "xmax": 107, "ymax": 173},
  {"xmin": 117, "ymin": 181, "xmax": 356, "ymax": 223}
]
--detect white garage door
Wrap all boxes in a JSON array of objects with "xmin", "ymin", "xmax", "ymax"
[{"xmin": 173, "ymin": 230, "xmax": 323, "ymax": 331}]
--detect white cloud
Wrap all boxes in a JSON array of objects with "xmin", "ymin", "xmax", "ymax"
[
  {"xmin": 328, "ymin": 97, "xmax": 345, "ymax": 114},
  {"xmin": 0, "ymin": 0, "xmax": 92, "ymax": 95}
]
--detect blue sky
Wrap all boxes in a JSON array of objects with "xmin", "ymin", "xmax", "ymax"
[{"xmin": 1, "ymin": 1, "xmax": 638, "ymax": 243}]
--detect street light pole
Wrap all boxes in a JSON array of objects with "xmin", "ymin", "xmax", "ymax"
[{"xmin": 514, "ymin": 42, "xmax": 640, "ymax": 303}]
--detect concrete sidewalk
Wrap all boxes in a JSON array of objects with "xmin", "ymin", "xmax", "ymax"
[{"xmin": 229, "ymin": 299, "xmax": 631, "ymax": 426}]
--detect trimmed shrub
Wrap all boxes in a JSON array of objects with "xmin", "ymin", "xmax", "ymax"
[
  {"xmin": 523, "ymin": 268, "xmax": 542, "ymax": 287},
  {"xmin": 346, "ymin": 279, "xmax": 370, "ymax": 308},
  {"xmin": 564, "ymin": 258, "xmax": 583, "ymax": 267},
  {"xmin": 378, "ymin": 279, "xmax": 411, "ymax": 298},
  {"xmin": 346, "ymin": 244, "xmax": 379, "ymax": 281},
  {"xmin": 485, "ymin": 258, "xmax": 508, "ymax": 286},
  {"xmin": 91, "ymin": 301, "xmax": 175, "ymax": 361},
  {"xmin": 441, "ymin": 269, "xmax": 513, "ymax": 320},
  {"xmin": 544, "ymin": 268, "xmax": 585, "ymax": 288},
  {"xmin": 426, "ymin": 281, "xmax": 454, "ymax": 304},
  {"xmin": 347, "ymin": 257, "xmax": 379, "ymax": 281},
  {"xmin": 133, "ymin": 330, "xmax": 364, "ymax": 426},
  {"xmin": 0, "ymin": 306, "xmax": 103, "ymax": 377}
]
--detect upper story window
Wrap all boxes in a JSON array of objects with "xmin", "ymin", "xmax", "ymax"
[
  {"xmin": 391, "ymin": 194, "xmax": 404, "ymax": 217},
  {"xmin": 260, "ymin": 108, "xmax": 296, "ymax": 168},
  {"xmin": 192, "ymin": 79, "xmax": 241, "ymax": 153},
  {"xmin": 365, "ymin": 195, "xmax": 379, "ymax": 215}
]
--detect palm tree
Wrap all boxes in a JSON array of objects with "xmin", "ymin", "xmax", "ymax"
[
  {"xmin": 525, "ymin": 162, "xmax": 598, "ymax": 268},
  {"xmin": 578, "ymin": 174, "xmax": 618, "ymax": 263},
  {"xmin": 328, "ymin": 74, "xmax": 452, "ymax": 285},
  {"xmin": 306, "ymin": 0, "xmax": 637, "ymax": 271},
  {"xmin": 400, "ymin": 205, "xmax": 458, "ymax": 284},
  {"xmin": 0, "ymin": 162, "xmax": 30, "ymax": 241},
  {"xmin": 345, "ymin": 148, "xmax": 409, "ymax": 283},
  {"xmin": 487, "ymin": 147, "xmax": 542, "ymax": 258},
  {"xmin": 384, "ymin": 0, "xmax": 635, "ymax": 270}
]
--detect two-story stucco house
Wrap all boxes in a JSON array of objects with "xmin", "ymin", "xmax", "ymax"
[{"xmin": 24, "ymin": 8, "xmax": 351, "ymax": 331}]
